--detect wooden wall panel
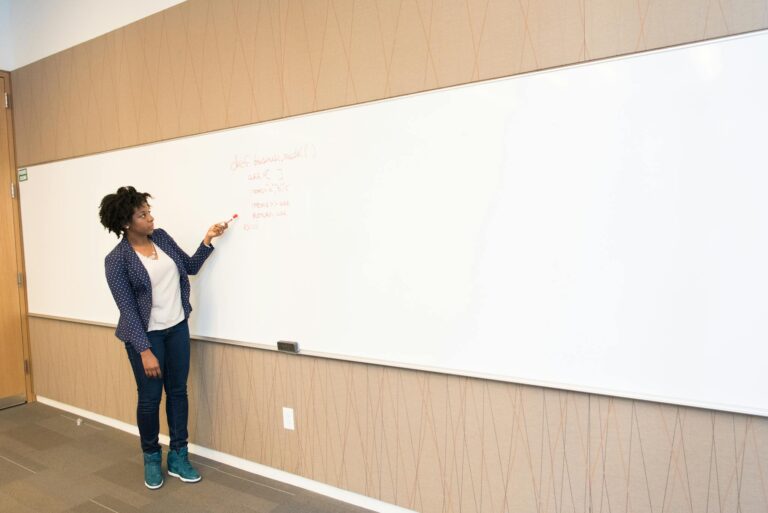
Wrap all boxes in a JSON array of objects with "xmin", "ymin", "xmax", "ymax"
[
  {"xmin": 12, "ymin": 0, "xmax": 767, "ymax": 167},
  {"xmin": 29, "ymin": 317, "xmax": 768, "ymax": 512},
  {"xmin": 15, "ymin": 0, "xmax": 768, "ymax": 511}
]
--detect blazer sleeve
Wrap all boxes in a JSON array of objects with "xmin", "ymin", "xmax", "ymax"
[
  {"xmin": 105, "ymin": 252, "xmax": 151, "ymax": 353},
  {"xmin": 161, "ymin": 230, "xmax": 214, "ymax": 276}
]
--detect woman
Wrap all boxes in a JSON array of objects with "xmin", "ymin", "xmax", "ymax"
[{"xmin": 99, "ymin": 186, "xmax": 227, "ymax": 489}]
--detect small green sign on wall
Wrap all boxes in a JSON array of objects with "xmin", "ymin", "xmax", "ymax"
[{"xmin": 18, "ymin": 168, "xmax": 27, "ymax": 182}]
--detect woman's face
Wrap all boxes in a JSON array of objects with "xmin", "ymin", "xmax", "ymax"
[{"xmin": 127, "ymin": 203, "xmax": 154, "ymax": 236}]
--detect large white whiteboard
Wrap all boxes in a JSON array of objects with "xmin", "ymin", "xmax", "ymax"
[{"xmin": 20, "ymin": 31, "xmax": 768, "ymax": 416}]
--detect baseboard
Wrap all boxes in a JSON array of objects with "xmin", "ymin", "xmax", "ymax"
[{"xmin": 35, "ymin": 396, "xmax": 415, "ymax": 513}]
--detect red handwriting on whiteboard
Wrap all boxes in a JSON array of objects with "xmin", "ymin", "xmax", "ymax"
[
  {"xmin": 247, "ymin": 168, "xmax": 284, "ymax": 181},
  {"xmin": 230, "ymin": 144, "xmax": 316, "ymax": 172},
  {"xmin": 230, "ymin": 154, "xmax": 251, "ymax": 171},
  {"xmin": 252, "ymin": 145, "xmax": 311, "ymax": 166},
  {"xmin": 252, "ymin": 200, "xmax": 290, "ymax": 209},
  {"xmin": 251, "ymin": 211, "xmax": 288, "ymax": 219},
  {"xmin": 250, "ymin": 185, "xmax": 290, "ymax": 195}
]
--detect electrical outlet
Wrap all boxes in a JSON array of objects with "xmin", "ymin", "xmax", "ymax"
[{"xmin": 282, "ymin": 407, "xmax": 295, "ymax": 430}]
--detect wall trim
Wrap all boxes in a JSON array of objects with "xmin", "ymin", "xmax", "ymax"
[{"xmin": 36, "ymin": 396, "xmax": 416, "ymax": 513}]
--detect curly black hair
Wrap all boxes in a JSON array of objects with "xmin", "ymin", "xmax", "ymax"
[{"xmin": 99, "ymin": 186, "xmax": 152, "ymax": 237}]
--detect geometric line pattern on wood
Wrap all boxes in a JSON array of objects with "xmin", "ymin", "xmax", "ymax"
[
  {"xmin": 11, "ymin": 0, "xmax": 768, "ymax": 167},
  {"xmin": 28, "ymin": 318, "xmax": 768, "ymax": 513}
]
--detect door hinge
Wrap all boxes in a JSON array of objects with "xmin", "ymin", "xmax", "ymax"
[
  {"xmin": 24, "ymin": 360, "xmax": 30, "ymax": 374},
  {"xmin": 10, "ymin": 181, "xmax": 16, "ymax": 199},
  {"xmin": 3, "ymin": 92, "xmax": 9, "ymax": 109},
  {"xmin": 17, "ymin": 272, "xmax": 23, "ymax": 287}
]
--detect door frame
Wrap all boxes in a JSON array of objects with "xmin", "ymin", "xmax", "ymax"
[{"xmin": 1, "ymin": 69, "xmax": 35, "ymax": 404}]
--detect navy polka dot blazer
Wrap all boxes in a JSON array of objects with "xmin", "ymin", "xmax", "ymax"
[{"xmin": 104, "ymin": 228, "xmax": 214, "ymax": 353}]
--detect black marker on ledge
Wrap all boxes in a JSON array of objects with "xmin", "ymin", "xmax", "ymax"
[{"xmin": 277, "ymin": 340, "xmax": 300, "ymax": 354}]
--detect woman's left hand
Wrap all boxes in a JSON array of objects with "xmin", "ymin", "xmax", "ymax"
[{"xmin": 203, "ymin": 222, "xmax": 228, "ymax": 246}]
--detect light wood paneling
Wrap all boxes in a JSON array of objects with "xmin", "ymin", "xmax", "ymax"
[
  {"xmin": 584, "ymin": 0, "xmax": 768, "ymax": 61},
  {"xmin": 29, "ymin": 317, "xmax": 768, "ymax": 512},
  {"xmin": 11, "ymin": 0, "xmax": 768, "ymax": 167}
]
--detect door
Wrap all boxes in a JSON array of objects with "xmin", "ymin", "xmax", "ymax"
[{"xmin": 0, "ymin": 72, "xmax": 28, "ymax": 409}]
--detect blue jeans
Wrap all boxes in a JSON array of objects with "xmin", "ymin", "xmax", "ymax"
[{"xmin": 125, "ymin": 319, "xmax": 190, "ymax": 454}]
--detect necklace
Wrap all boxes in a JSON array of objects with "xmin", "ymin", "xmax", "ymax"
[{"xmin": 135, "ymin": 242, "xmax": 158, "ymax": 260}]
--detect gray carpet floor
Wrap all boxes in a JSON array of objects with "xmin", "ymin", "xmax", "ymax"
[{"xmin": 0, "ymin": 402, "xmax": 374, "ymax": 513}]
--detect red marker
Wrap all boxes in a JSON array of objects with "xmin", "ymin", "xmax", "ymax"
[{"xmin": 220, "ymin": 213, "xmax": 238, "ymax": 227}]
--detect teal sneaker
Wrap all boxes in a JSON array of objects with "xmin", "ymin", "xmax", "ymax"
[
  {"xmin": 143, "ymin": 451, "xmax": 164, "ymax": 489},
  {"xmin": 167, "ymin": 446, "xmax": 201, "ymax": 483}
]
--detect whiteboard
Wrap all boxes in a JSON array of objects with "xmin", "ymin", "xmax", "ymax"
[{"xmin": 20, "ymin": 31, "xmax": 768, "ymax": 416}]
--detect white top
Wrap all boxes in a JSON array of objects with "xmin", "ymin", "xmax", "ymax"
[{"xmin": 136, "ymin": 244, "xmax": 184, "ymax": 331}]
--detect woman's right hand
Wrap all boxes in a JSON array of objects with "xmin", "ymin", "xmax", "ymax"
[
  {"xmin": 203, "ymin": 222, "xmax": 228, "ymax": 246},
  {"xmin": 140, "ymin": 349, "xmax": 162, "ymax": 378}
]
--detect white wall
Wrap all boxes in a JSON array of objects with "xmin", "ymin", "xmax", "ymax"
[
  {"xmin": 0, "ymin": 1, "xmax": 11, "ymax": 71},
  {"xmin": 0, "ymin": 0, "xmax": 185, "ymax": 71}
]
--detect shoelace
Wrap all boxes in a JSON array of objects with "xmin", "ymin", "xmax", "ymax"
[{"xmin": 175, "ymin": 454, "xmax": 195, "ymax": 472}]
